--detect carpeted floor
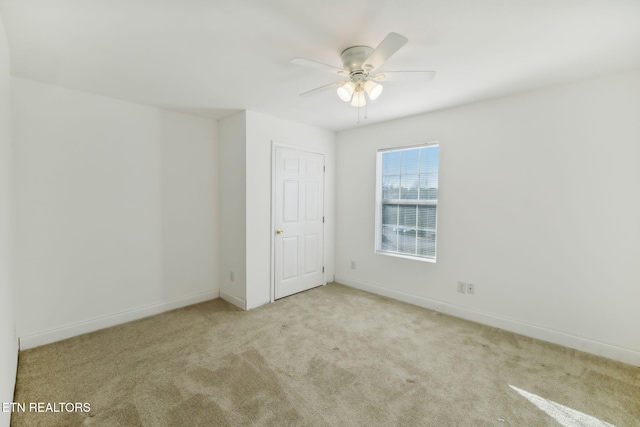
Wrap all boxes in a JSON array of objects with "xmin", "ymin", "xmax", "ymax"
[{"xmin": 11, "ymin": 283, "xmax": 640, "ymax": 426}]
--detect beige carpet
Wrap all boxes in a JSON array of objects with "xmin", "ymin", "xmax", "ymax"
[{"xmin": 11, "ymin": 283, "xmax": 640, "ymax": 426}]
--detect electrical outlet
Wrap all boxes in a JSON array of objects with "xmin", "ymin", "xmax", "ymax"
[
  {"xmin": 350, "ymin": 260, "xmax": 356, "ymax": 269},
  {"xmin": 457, "ymin": 281, "xmax": 466, "ymax": 293},
  {"xmin": 467, "ymin": 283, "xmax": 475, "ymax": 295}
]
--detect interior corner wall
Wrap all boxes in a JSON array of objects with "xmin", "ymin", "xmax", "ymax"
[
  {"xmin": 0, "ymin": 12, "xmax": 17, "ymax": 427},
  {"xmin": 219, "ymin": 111, "xmax": 247, "ymax": 309},
  {"xmin": 335, "ymin": 70, "xmax": 640, "ymax": 366},
  {"xmin": 12, "ymin": 77, "xmax": 220, "ymax": 348},
  {"xmin": 245, "ymin": 111, "xmax": 336, "ymax": 310}
]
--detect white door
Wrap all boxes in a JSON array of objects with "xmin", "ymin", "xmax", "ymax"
[{"xmin": 274, "ymin": 146, "xmax": 325, "ymax": 299}]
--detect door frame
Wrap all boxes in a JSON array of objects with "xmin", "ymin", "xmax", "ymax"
[{"xmin": 270, "ymin": 141, "xmax": 326, "ymax": 303}]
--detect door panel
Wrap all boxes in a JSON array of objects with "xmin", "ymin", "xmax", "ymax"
[
  {"xmin": 282, "ymin": 237, "xmax": 298, "ymax": 280},
  {"xmin": 305, "ymin": 182, "xmax": 319, "ymax": 220},
  {"xmin": 304, "ymin": 234, "xmax": 318, "ymax": 274},
  {"xmin": 283, "ymin": 181, "xmax": 299, "ymax": 222},
  {"xmin": 274, "ymin": 147, "xmax": 324, "ymax": 299}
]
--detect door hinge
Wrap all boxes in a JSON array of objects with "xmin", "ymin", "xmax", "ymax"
[
  {"xmin": 323, "ymin": 165, "xmax": 326, "ymax": 172},
  {"xmin": 322, "ymin": 266, "xmax": 325, "ymax": 273},
  {"xmin": 323, "ymin": 216, "xmax": 325, "ymax": 223}
]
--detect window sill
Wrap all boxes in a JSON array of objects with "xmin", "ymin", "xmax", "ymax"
[{"xmin": 375, "ymin": 250, "xmax": 437, "ymax": 263}]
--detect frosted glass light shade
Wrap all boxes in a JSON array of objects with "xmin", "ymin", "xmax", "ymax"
[
  {"xmin": 337, "ymin": 81, "xmax": 356, "ymax": 102},
  {"xmin": 364, "ymin": 80, "xmax": 383, "ymax": 100},
  {"xmin": 351, "ymin": 89, "xmax": 366, "ymax": 107}
]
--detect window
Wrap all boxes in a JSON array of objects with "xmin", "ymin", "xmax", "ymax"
[{"xmin": 375, "ymin": 143, "xmax": 439, "ymax": 261}]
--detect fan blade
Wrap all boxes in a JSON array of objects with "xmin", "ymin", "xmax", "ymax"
[
  {"xmin": 299, "ymin": 81, "xmax": 344, "ymax": 97},
  {"xmin": 371, "ymin": 71, "xmax": 436, "ymax": 83},
  {"xmin": 362, "ymin": 32, "xmax": 408, "ymax": 73},
  {"xmin": 292, "ymin": 58, "xmax": 349, "ymax": 76}
]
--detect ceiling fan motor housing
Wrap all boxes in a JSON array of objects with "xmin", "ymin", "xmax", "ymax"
[{"xmin": 340, "ymin": 45, "xmax": 374, "ymax": 74}]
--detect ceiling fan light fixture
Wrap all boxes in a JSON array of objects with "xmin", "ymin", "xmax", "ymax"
[
  {"xmin": 351, "ymin": 88, "xmax": 366, "ymax": 107},
  {"xmin": 337, "ymin": 81, "xmax": 356, "ymax": 102},
  {"xmin": 292, "ymin": 33, "xmax": 435, "ymax": 116},
  {"xmin": 363, "ymin": 80, "xmax": 383, "ymax": 100}
]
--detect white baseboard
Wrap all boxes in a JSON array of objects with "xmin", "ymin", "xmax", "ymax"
[
  {"xmin": 19, "ymin": 288, "xmax": 220, "ymax": 350},
  {"xmin": 336, "ymin": 276, "xmax": 640, "ymax": 367},
  {"xmin": 220, "ymin": 290, "xmax": 246, "ymax": 310}
]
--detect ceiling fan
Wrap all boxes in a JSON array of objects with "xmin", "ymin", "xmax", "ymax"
[{"xmin": 292, "ymin": 32, "xmax": 435, "ymax": 107}]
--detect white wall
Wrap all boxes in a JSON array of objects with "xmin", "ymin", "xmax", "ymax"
[
  {"xmin": 245, "ymin": 111, "xmax": 336, "ymax": 309},
  {"xmin": 335, "ymin": 70, "xmax": 640, "ymax": 366},
  {"xmin": 12, "ymin": 77, "xmax": 220, "ymax": 348},
  {"xmin": 0, "ymin": 12, "xmax": 17, "ymax": 427},
  {"xmin": 218, "ymin": 110, "xmax": 336, "ymax": 311},
  {"xmin": 219, "ymin": 111, "xmax": 247, "ymax": 309}
]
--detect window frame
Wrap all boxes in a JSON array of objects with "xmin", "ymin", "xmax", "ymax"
[{"xmin": 374, "ymin": 142, "xmax": 440, "ymax": 263}]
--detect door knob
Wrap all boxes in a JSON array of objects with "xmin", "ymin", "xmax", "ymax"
[{"xmin": 276, "ymin": 229, "xmax": 284, "ymax": 234}]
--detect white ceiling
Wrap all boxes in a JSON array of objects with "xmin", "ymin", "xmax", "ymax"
[{"xmin": 1, "ymin": 0, "xmax": 639, "ymax": 131}]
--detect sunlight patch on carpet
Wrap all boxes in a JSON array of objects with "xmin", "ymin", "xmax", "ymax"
[{"xmin": 509, "ymin": 385, "xmax": 615, "ymax": 427}]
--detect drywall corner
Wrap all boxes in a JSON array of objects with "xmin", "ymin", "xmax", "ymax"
[
  {"xmin": 0, "ymin": 10, "xmax": 18, "ymax": 427},
  {"xmin": 219, "ymin": 111, "xmax": 248, "ymax": 303}
]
